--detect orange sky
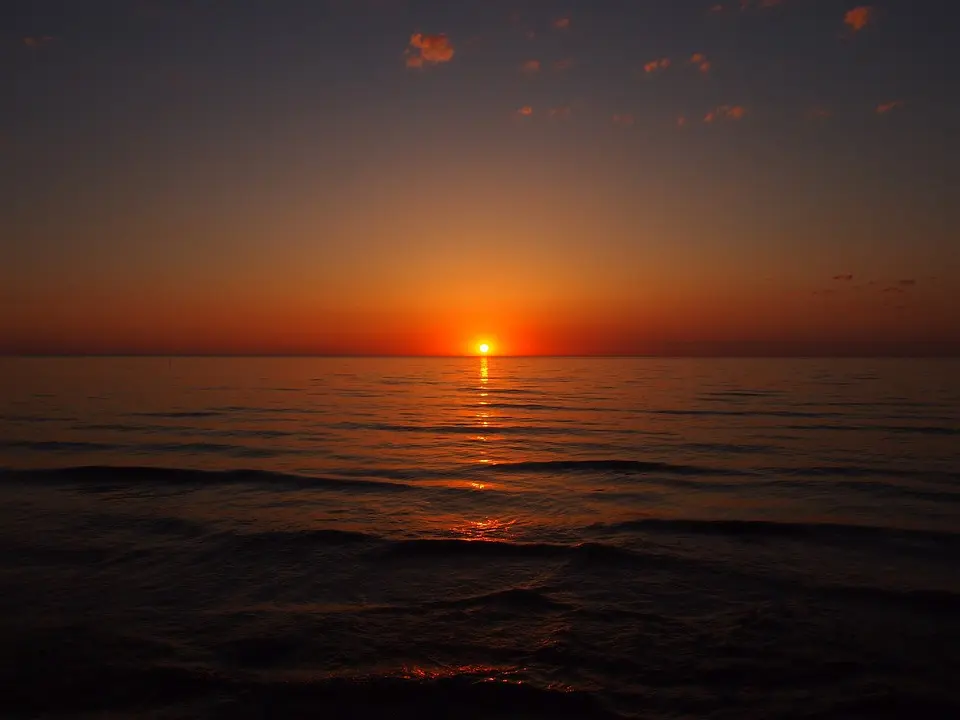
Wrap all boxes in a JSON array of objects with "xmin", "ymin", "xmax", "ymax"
[{"xmin": 3, "ymin": 0, "xmax": 958, "ymax": 355}]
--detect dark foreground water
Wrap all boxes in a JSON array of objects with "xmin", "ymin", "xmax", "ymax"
[{"xmin": 1, "ymin": 357, "xmax": 959, "ymax": 719}]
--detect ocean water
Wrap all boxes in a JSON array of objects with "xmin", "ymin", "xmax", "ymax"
[{"xmin": 1, "ymin": 356, "xmax": 958, "ymax": 719}]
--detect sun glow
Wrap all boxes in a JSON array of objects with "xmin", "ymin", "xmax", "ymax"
[{"xmin": 478, "ymin": 343, "xmax": 490, "ymax": 354}]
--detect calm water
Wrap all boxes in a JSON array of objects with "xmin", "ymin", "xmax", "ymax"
[{"xmin": 1, "ymin": 357, "xmax": 959, "ymax": 718}]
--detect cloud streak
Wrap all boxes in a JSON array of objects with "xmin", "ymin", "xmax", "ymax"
[
  {"xmin": 521, "ymin": 59, "xmax": 541, "ymax": 74},
  {"xmin": 876, "ymin": 100, "xmax": 903, "ymax": 114},
  {"xmin": 704, "ymin": 105, "xmax": 747, "ymax": 123},
  {"xmin": 644, "ymin": 58, "xmax": 671, "ymax": 74},
  {"xmin": 23, "ymin": 36, "xmax": 54, "ymax": 48}
]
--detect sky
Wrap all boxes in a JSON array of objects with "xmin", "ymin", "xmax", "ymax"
[{"xmin": 3, "ymin": 0, "xmax": 958, "ymax": 356}]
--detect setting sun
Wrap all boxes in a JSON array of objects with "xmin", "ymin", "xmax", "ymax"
[{"xmin": 479, "ymin": 343, "xmax": 490, "ymax": 354}]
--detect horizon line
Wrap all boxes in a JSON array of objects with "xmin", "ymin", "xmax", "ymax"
[{"xmin": 3, "ymin": 353, "xmax": 959, "ymax": 360}]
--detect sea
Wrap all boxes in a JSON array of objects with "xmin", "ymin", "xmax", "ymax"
[{"xmin": 1, "ymin": 356, "xmax": 958, "ymax": 719}]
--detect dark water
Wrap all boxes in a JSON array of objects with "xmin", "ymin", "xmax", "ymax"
[{"xmin": 1, "ymin": 357, "xmax": 959, "ymax": 719}]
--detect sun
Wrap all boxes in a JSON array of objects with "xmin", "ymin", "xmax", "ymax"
[{"xmin": 478, "ymin": 343, "xmax": 490, "ymax": 354}]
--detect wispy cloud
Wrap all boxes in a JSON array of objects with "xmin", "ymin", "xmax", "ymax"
[
  {"xmin": 899, "ymin": 279, "xmax": 917, "ymax": 287},
  {"xmin": 521, "ymin": 59, "xmax": 541, "ymax": 74},
  {"xmin": 22, "ymin": 36, "xmax": 54, "ymax": 48},
  {"xmin": 704, "ymin": 105, "xmax": 747, "ymax": 123},
  {"xmin": 876, "ymin": 100, "xmax": 904, "ymax": 115},
  {"xmin": 404, "ymin": 33, "xmax": 455, "ymax": 68},
  {"xmin": 554, "ymin": 58, "xmax": 576, "ymax": 71},
  {"xmin": 517, "ymin": 105, "xmax": 534, "ymax": 117},
  {"xmin": 644, "ymin": 58, "xmax": 671, "ymax": 74},
  {"xmin": 833, "ymin": 274, "xmax": 854, "ymax": 281},
  {"xmin": 807, "ymin": 107, "xmax": 833, "ymax": 120},
  {"xmin": 612, "ymin": 113, "xmax": 635, "ymax": 127},
  {"xmin": 677, "ymin": 115, "xmax": 688, "ymax": 128},
  {"xmin": 553, "ymin": 17, "xmax": 571, "ymax": 30},
  {"xmin": 844, "ymin": 6, "xmax": 876, "ymax": 33},
  {"xmin": 710, "ymin": 1, "xmax": 783, "ymax": 13},
  {"xmin": 548, "ymin": 106, "xmax": 572, "ymax": 119}
]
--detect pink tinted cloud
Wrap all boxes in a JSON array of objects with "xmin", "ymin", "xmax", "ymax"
[
  {"xmin": 548, "ymin": 106, "xmax": 572, "ymax": 119},
  {"xmin": 404, "ymin": 33, "xmax": 455, "ymax": 68},
  {"xmin": 844, "ymin": 6, "xmax": 875, "ymax": 32},
  {"xmin": 521, "ymin": 59, "xmax": 541, "ymax": 74},
  {"xmin": 876, "ymin": 100, "xmax": 904, "ymax": 114},
  {"xmin": 704, "ymin": 105, "xmax": 747, "ymax": 123},
  {"xmin": 644, "ymin": 58, "xmax": 671, "ymax": 74},
  {"xmin": 554, "ymin": 58, "xmax": 576, "ymax": 71},
  {"xmin": 689, "ymin": 54, "xmax": 711, "ymax": 73},
  {"xmin": 517, "ymin": 105, "xmax": 534, "ymax": 117},
  {"xmin": 612, "ymin": 113, "xmax": 635, "ymax": 127},
  {"xmin": 553, "ymin": 17, "xmax": 571, "ymax": 30}
]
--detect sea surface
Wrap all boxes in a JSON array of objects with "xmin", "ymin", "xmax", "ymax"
[{"xmin": 1, "ymin": 356, "xmax": 959, "ymax": 719}]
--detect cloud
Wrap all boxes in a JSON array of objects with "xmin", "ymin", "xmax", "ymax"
[
  {"xmin": 548, "ymin": 106, "xmax": 572, "ymax": 119},
  {"xmin": 844, "ymin": 6, "xmax": 875, "ymax": 32},
  {"xmin": 833, "ymin": 274, "xmax": 854, "ymax": 281},
  {"xmin": 644, "ymin": 58, "xmax": 671, "ymax": 74},
  {"xmin": 612, "ymin": 113, "xmax": 635, "ymax": 127},
  {"xmin": 704, "ymin": 105, "xmax": 747, "ymax": 123},
  {"xmin": 713, "ymin": 0, "xmax": 783, "ymax": 12},
  {"xmin": 899, "ymin": 279, "xmax": 917, "ymax": 287},
  {"xmin": 881, "ymin": 286, "xmax": 905, "ymax": 294},
  {"xmin": 521, "ymin": 59, "xmax": 541, "ymax": 74},
  {"xmin": 23, "ymin": 36, "xmax": 54, "ymax": 48},
  {"xmin": 554, "ymin": 58, "xmax": 576, "ymax": 71},
  {"xmin": 689, "ymin": 54, "xmax": 711, "ymax": 73},
  {"xmin": 553, "ymin": 17, "xmax": 571, "ymax": 30},
  {"xmin": 677, "ymin": 115, "xmax": 688, "ymax": 128},
  {"xmin": 404, "ymin": 33, "xmax": 454, "ymax": 68},
  {"xmin": 517, "ymin": 105, "xmax": 534, "ymax": 117},
  {"xmin": 876, "ymin": 100, "xmax": 903, "ymax": 114},
  {"xmin": 807, "ymin": 107, "xmax": 833, "ymax": 120}
]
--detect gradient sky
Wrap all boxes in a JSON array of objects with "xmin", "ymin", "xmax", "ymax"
[{"xmin": 4, "ymin": 0, "xmax": 958, "ymax": 355}]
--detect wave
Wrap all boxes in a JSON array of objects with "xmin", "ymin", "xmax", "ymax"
[
  {"xmin": 426, "ymin": 586, "xmax": 571, "ymax": 612},
  {"xmin": 0, "ymin": 438, "xmax": 285, "ymax": 459},
  {"xmin": 1, "ymin": 653, "xmax": 623, "ymax": 718},
  {"xmin": 783, "ymin": 424, "xmax": 960, "ymax": 436},
  {"xmin": 131, "ymin": 410, "xmax": 225, "ymax": 418},
  {"xmin": 0, "ymin": 439, "xmax": 119, "ymax": 452},
  {"xmin": 644, "ymin": 408, "xmax": 844, "ymax": 418},
  {"xmin": 0, "ymin": 466, "xmax": 415, "ymax": 493},
  {"xmin": 75, "ymin": 423, "xmax": 297, "ymax": 439},
  {"xmin": 484, "ymin": 459, "xmax": 739, "ymax": 476},
  {"xmin": 0, "ymin": 414, "xmax": 75, "ymax": 423},
  {"xmin": 590, "ymin": 517, "xmax": 960, "ymax": 544},
  {"xmin": 381, "ymin": 538, "xmax": 637, "ymax": 563},
  {"xmin": 222, "ymin": 528, "xmax": 380, "ymax": 549},
  {"xmin": 335, "ymin": 421, "xmax": 581, "ymax": 436}
]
